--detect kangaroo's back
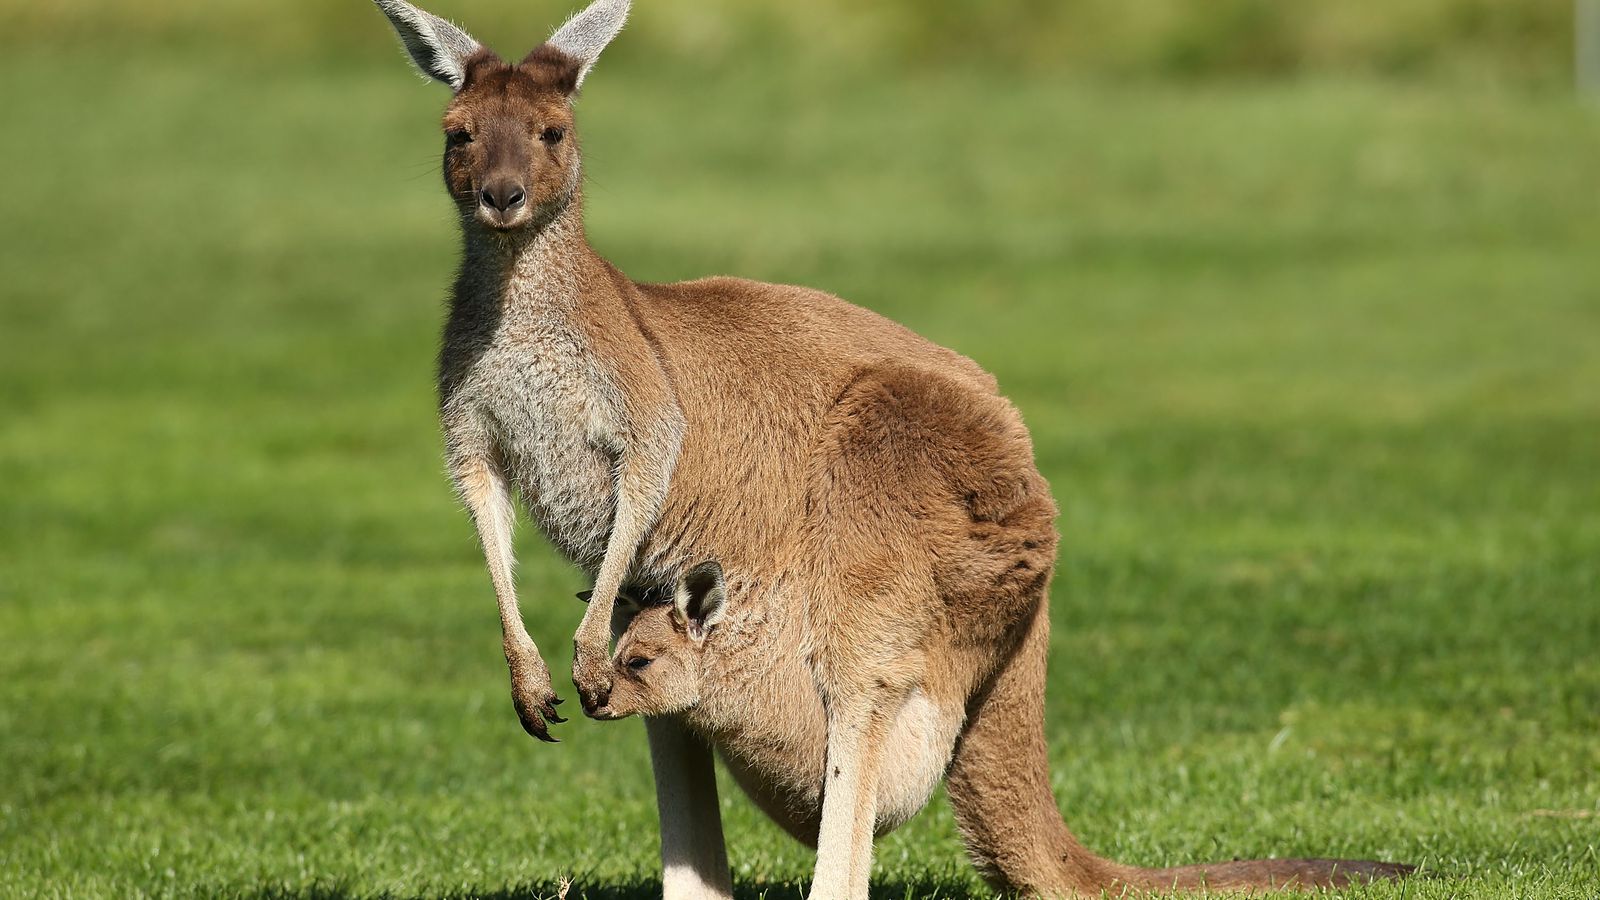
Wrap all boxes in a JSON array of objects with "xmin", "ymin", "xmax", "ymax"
[{"xmin": 622, "ymin": 275, "xmax": 1009, "ymax": 580}]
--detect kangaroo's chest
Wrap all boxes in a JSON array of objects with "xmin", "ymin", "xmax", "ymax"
[{"xmin": 451, "ymin": 312, "xmax": 622, "ymax": 571}]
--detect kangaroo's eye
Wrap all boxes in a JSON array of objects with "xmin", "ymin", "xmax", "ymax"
[
  {"xmin": 445, "ymin": 129, "xmax": 472, "ymax": 147},
  {"xmin": 540, "ymin": 126, "xmax": 565, "ymax": 145},
  {"xmin": 626, "ymin": 656, "xmax": 652, "ymax": 672}
]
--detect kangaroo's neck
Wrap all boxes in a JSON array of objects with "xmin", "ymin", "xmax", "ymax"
[{"xmin": 455, "ymin": 191, "xmax": 613, "ymax": 318}]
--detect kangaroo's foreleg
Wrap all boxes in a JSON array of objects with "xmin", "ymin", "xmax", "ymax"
[
  {"xmin": 646, "ymin": 717, "xmax": 734, "ymax": 900},
  {"xmin": 573, "ymin": 422, "xmax": 680, "ymax": 713},
  {"xmin": 447, "ymin": 434, "xmax": 564, "ymax": 741}
]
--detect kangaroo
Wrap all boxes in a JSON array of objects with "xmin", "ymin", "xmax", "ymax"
[
  {"xmin": 600, "ymin": 563, "xmax": 1415, "ymax": 898},
  {"xmin": 369, "ymin": 1, "xmax": 1412, "ymax": 898}
]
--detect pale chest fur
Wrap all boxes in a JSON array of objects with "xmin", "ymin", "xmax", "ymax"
[{"xmin": 442, "ymin": 282, "xmax": 625, "ymax": 573}]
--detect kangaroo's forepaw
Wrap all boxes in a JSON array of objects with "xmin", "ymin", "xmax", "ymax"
[
  {"xmin": 509, "ymin": 660, "xmax": 564, "ymax": 742},
  {"xmin": 571, "ymin": 642, "xmax": 614, "ymax": 717}
]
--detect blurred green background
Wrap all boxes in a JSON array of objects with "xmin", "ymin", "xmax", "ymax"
[
  {"xmin": 0, "ymin": 0, "xmax": 1578, "ymax": 82},
  {"xmin": 2, "ymin": 1, "xmax": 1598, "ymax": 898}
]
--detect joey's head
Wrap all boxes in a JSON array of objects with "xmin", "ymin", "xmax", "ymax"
[
  {"xmin": 590, "ymin": 562, "xmax": 728, "ymax": 721},
  {"xmin": 372, "ymin": 0, "xmax": 629, "ymax": 233}
]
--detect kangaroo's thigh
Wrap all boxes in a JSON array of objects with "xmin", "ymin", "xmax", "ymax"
[
  {"xmin": 804, "ymin": 363, "xmax": 1059, "ymax": 661},
  {"xmin": 873, "ymin": 686, "xmax": 967, "ymax": 835}
]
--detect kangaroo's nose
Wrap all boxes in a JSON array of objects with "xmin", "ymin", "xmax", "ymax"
[{"xmin": 479, "ymin": 181, "xmax": 526, "ymax": 213}]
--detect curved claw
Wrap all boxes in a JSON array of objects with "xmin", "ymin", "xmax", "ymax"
[
  {"xmin": 542, "ymin": 697, "xmax": 567, "ymax": 724},
  {"xmin": 513, "ymin": 693, "xmax": 562, "ymax": 743}
]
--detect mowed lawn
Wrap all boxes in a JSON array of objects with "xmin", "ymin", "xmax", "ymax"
[{"xmin": 2, "ymin": 42, "xmax": 1598, "ymax": 899}]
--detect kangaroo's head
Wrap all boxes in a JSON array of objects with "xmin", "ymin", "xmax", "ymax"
[
  {"xmin": 592, "ymin": 562, "xmax": 728, "ymax": 721},
  {"xmin": 372, "ymin": 0, "xmax": 628, "ymax": 233}
]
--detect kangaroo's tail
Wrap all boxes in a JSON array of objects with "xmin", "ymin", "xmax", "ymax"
[
  {"xmin": 1121, "ymin": 858, "xmax": 1416, "ymax": 892},
  {"xmin": 944, "ymin": 598, "xmax": 1414, "ymax": 897}
]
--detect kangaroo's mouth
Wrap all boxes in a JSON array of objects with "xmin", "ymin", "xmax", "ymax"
[{"xmin": 476, "ymin": 206, "xmax": 532, "ymax": 232}]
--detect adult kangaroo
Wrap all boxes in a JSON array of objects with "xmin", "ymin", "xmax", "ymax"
[{"xmin": 370, "ymin": 1, "xmax": 1413, "ymax": 897}]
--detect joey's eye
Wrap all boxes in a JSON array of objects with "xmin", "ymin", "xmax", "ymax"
[
  {"xmin": 445, "ymin": 129, "xmax": 472, "ymax": 148},
  {"xmin": 626, "ymin": 656, "xmax": 652, "ymax": 672},
  {"xmin": 540, "ymin": 126, "xmax": 565, "ymax": 145}
]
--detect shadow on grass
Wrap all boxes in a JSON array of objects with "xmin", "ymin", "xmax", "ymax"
[{"xmin": 231, "ymin": 875, "xmax": 981, "ymax": 900}]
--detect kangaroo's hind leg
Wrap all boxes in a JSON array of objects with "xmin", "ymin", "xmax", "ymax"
[
  {"xmin": 804, "ymin": 574, "xmax": 931, "ymax": 900},
  {"xmin": 945, "ymin": 597, "xmax": 1123, "ymax": 898},
  {"xmin": 807, "ymin": 678, "xmax": 910, "ymax": 900},
  {"xmin": 647, "ymin": 717, "xmax": 734, "ymax": 900}
]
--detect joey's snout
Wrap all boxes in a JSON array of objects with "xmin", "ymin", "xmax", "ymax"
[
  {"xmin": 582, "ymin": 660, "xmax": 649, "ymax": 721},
  {"xmin": 585, "ymin": 696, "xmax": 631, "ymax": 721},
  {"xmin": 581, "ymin": 667, "xmax": 635, "ymax": 721}
]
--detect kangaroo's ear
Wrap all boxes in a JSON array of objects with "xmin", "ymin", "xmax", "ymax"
[
  {"xmin": 373, "ymin": 0, "xmax": 486, "ymax": 92},
  {"xmin": 546, "ymin": 0, "xmax": 630, "ymax": 92},
  {"xmin": 673, "ymin": 561, "xmax": 727, "ymax": 641}
]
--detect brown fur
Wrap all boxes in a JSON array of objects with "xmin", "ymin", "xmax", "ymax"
[
  {"xmin": 601, "ymin": 523, "xmax": 1411, "ymax": 899},
  {"xmin": 372, "ymin": 2, "xmax": 1415, "ymax": 897}
]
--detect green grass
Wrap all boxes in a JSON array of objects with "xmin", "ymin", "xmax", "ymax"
[{"xmin": 2, "ymin": 38, "xmax": 1599, "ymax": 900}]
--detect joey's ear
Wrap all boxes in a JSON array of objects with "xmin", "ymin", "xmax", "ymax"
[
  {"xmin": 545, "ymin": 0, "xmax": 630, "ymax": 92},
  {"xmin": 373, "ymin": 0, "xmax": 488, "ymax": 91},
  {"xmin": 673, "ymin": 561, "xmax": 727, "ymax": 640},
  {"xmin": 610, "ymin": 586, "xmax": 648, "ymax": 611}
]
